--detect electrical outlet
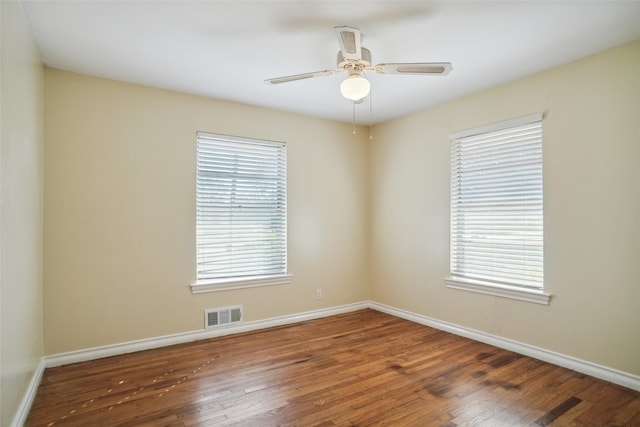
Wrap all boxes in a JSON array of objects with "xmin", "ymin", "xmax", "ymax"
[{"xmin": 316, "ymin": 288, "xmax": 322, "ymax": 300}]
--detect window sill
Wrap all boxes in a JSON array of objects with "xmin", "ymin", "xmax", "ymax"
[
  {"xmin": 445, "ymin": 277, "xmax": 551, "ymax": 305},
  {"xmin": 191, "ymin": 274, "xmax": 293, "ymax": 294}
]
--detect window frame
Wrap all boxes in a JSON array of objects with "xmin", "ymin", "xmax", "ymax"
[
  {"xmin": 191, "ymin": 132, "xmax": 292, "ymax": 294},
  {"xmin": 445, "ymin": 113, "xmax": 550, "ymax": 304}
]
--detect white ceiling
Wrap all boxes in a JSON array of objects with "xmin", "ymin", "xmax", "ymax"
[{"xmin": 21, "ymin": 1, "xmax": 640, "ymax": 125}]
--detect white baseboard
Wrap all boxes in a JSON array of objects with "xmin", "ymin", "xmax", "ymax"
[
  {"xmin": 10, "ymin": 358, "xmax": 46, "ymax": 427},
  {"xmin": 45, "ymin": 302, "xmax": 368, "ymax": 368},
  {"xmin": 17, "ymin": 298, "xmax": 637, "ymax": 426},
  {"xmin": 368, "ymin": 301, "xmax": 640, "ymax": 392}
]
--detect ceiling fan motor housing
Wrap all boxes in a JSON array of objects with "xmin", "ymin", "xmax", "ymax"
[{"xmin": 338, "ymin": 47, "xmax": 372, "ymax": 70}]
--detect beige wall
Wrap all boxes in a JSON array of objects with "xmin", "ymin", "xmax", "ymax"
[
  {"xmin": 43, "ymin": 70, "xmax": 371, "ymax": 354},
  {"xmin": 42, "ymin": 40, "xmax": 639, "ymax": 379},
  {"xmin": 371, "ymin": 41, "xmax": 640, "ymax": 375},
  {"xmin": 0, "ymin": 1, "xmax": 45, "ymax": 425}
]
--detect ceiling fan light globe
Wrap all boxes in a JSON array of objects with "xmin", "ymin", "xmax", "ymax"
[{"xmin": 340, "ymin": 74, "xmax": 370, "ymax": 101}]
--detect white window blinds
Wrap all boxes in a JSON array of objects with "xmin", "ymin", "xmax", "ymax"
[
  {"xmin": 196, "ymin": 132, "xmax": 287, "ymax": 282},
  {"xmin": 449, "ymin": 114, "xmax": 543, "ymax": 291}
]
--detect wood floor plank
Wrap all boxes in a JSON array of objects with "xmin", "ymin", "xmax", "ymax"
[
  {"xmin": 25, "ymin": 309, "xmax": 639, "ymax": 426},
  {"xmin": 533, "ymin": 396, "xmax": 582, "ymax": 426}
]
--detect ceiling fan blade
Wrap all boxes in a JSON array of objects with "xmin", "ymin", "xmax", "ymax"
[
  {"xmin": 375, "ymin": 62, "xmax": 452, "ymax": 75},
  {"xmin": 334, "ymin": 26, "xmax": 362, "ymax": 61},
  {"xmin": 264, "ymin": 69, "xmax": 338, "ymax": 85}
]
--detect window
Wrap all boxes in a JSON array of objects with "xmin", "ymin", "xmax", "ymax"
[
  {"xmin": 193, "ymin": 132, "xmax": 290, "ymax": 293},
  {"xmin": 445, "ymin": 113, "xmax": 549, "ymax": 304}
]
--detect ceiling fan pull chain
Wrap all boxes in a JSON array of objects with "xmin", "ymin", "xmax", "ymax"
[
  {"xmin": 352, "ymin": 101, "xmax": 357, "ymax": 134},
  {"xmin": 369, "ymin": 91, "xmax": 373, "ymax": 140}
]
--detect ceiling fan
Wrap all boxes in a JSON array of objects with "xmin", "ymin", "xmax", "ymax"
[{"xmin": 265, "ymin": 26, "xmax": 452, "ymax": 102}]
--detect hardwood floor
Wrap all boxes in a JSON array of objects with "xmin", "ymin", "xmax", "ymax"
[{"xmin": 26, "ymin": 309, "xmax": 639, "ymax": 426}]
